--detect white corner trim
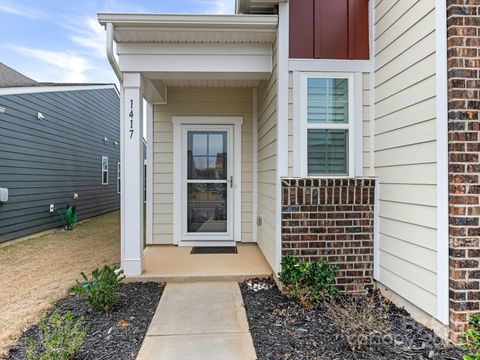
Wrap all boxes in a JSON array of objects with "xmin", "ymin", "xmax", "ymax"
[
  {"xmin": 289, "ymin": 59, "xmax": 371, "ymax": 73},
  {"xmin": 145, "ymin": 102, "xmax": 154, "ymax": 245},
  {"xmin": 252, "ymin": 88, "xmax": 258, "ymax": 242},
  {"xmin": 292, "ymin": 71, "xmax": 302, "ymax": 177},
  {"xmin": 0, "ymin": 84, "xmax": 118, "ymax": 97},
  {"xmin": 369, "ymin": 0, "xmax": 376, "ymax": 177},
  {"xmin": 374, "ymin": 182, "xmax": 380, "ymax": 280},
  {"xmin": 172, "ymin": 121, "xmax": 181, "ymax": 245},
  {"xmin": 354, "ymin": 72, "xmax": 363, "ymax": 177},
  {"xmin": 275, "ymin": 1, "xmax": 289, "ymax": 274},
  {"xmin": 435, "ymin": 0, "xmax": 449, "ymax": 326}
]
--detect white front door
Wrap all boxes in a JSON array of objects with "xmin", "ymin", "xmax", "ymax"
[{"xmin": 181, "ymin": 125, "xmax": 234, "ymax": 242}]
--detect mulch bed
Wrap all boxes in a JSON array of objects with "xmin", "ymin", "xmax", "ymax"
[
  {"xmin": 6, "ymin": 283, "xmax": 164, "ymax": 360},
  {"xmin": 240, "ymin": 279, "xmax": 463, "ymax": 360}
]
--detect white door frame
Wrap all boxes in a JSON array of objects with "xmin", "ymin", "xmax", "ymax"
[{"xmin": 172, "ymin": 116, "xmax": 243, "ymax": 246}]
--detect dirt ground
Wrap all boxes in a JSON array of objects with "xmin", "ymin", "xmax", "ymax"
[{"xmin": 0, "ymin": 211, "xmax": 120, "ymax": 358}]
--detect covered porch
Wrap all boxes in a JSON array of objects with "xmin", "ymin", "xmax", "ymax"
[
  {"xmin": 127, "ymin": 243, "xmax": 272, "ymax": 282},
  {"xmin": 98, "ymin": 11, "xmax": 285, "ymax": 277}
]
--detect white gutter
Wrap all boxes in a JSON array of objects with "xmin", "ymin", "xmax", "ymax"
[
  {"xmin": 106, "ymin": 23, "xmax": 123, "ymax": 81},
  {"xmin": 98, "ymin": 13, "xmax": 278, "ymax": 29}
]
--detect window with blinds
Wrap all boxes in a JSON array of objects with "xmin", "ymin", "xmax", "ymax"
[{"xmin": 306, "ymin": 77, "xmax": 350, "ymax": 175}]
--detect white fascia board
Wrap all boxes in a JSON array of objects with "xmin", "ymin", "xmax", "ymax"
[
  {"xmin": 0, "ymin": 84, "xmax": 118, "ymax": 97},
  {"xmin": 118, "ymin": 53, "xmax": 272, "ymax": 74},
  {"xmin": 289, "ymin": 59, "xmax": 371, "ymax": 73},
  {"xmin": 98, "ymin": 13, "xmax": 278, "ymax": 29}
]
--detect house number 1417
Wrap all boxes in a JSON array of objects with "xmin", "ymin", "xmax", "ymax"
[{"xmin": 129, "ymin": 99, "xmax": 134, "ymax": 139}]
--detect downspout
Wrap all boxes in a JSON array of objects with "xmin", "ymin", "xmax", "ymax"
[
  {"xmin": 106, "ymin": 22, "xmax": 123, "ymax": 81},
  {"xmin": 106, "ymin": 21, "xmax": 124, "ymax": 269}
]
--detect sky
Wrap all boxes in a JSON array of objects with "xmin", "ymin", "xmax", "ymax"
[{"xmin": 0, "ymin": 0, "xmax": 236, "ymax": 84}]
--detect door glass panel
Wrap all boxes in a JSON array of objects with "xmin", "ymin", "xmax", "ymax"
[
  {"xmin": 188, "ymin": 131, "xmax": 227, "ymax": 180},
  {"xmin": 188, "ymin": 183, "xmax": 227, "ymax": 233},
  {"xmin": 187, "ymin": 130, "xmax": 228, "ymax": 234}
]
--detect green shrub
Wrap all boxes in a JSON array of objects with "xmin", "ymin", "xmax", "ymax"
[
  {"xmin": 279, "ymin": 255, "xmax": 338, "ymax": 307},
  {"xmin": 55, "ymin": 204, "xmax": 77, "ymax": 230},
  {"xmin": 72, "ymin": 265, "xmax": 124, "ymax": 312},
  {"xmin": 462, "ymin": 313, "xmax": 480, "ymax": 360},
  {"xmin": 26, "ymin": 311, "xmax": 88, "ymax": 360}
]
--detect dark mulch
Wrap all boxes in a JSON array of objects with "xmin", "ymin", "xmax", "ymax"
[
  {"xmin": 240, "ymin": 279, "xmax": 463, "ymax": 360},
  {"xmin": 6, "ymin": 282, "xmax": 164, "ymax": 360}
]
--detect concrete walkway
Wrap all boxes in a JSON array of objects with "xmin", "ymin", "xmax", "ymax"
[{"xmin": 137, "ymin": 282, "xmax": 257, "ymax": 360}]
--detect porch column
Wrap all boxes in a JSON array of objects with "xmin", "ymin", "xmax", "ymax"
[{"xmin": 121, "ymin": 73, "xmax": 144, "ymax": 276}]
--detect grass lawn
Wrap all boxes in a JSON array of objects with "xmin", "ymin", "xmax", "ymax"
[{"xmin": 0, "ymin": 211, "xmax": 120, "ymax": 357}]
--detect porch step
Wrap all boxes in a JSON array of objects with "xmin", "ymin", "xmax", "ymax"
[
  {"xmin": 125, "ymin": 244, "xmax": 273, "ymax": 283},
  {"xmin": 125, "ymin": 273, "xmax": 272, "ymax": 283}
]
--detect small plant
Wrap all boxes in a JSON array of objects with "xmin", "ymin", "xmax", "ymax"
[
  {"xmin": 56, "ymin": 204, "xmax": 77, "ymax": 230},
  {"xmin": 462, "ymin": 313, "xmax": 480, "ymax": 360},
  {"xmin": 72, "ymin": 265, "xmax": 124, "ymax": 312},
  {"xmin": 25, "ymin": 311, "xmax": 88, "ymax": 360},
  {"xmin": 325, "ymin": 291, "xmax": 389, "ymax": 352},
  {"xmin": 278, "ymin": 255, "xmax": 338, "ymax": 307}
]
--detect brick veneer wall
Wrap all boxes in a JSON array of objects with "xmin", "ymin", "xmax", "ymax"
[
  {"xmin": 281, "ymin": 178, "xmax": 375, "ymax": 292},
  {"xmin": 447, "ymin": 1, "xmax": 480, "ymax": 341}
]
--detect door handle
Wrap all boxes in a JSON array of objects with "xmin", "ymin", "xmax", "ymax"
[{"xmin": 227, "ymin": 176, "xmax": 233, "ymax": 188}]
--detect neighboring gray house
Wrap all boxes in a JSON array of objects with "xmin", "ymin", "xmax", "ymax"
[{"xmin": 0, "ymin": 63, "xmax": 120, "ymax": 242}]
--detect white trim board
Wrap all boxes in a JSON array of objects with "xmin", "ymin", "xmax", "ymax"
[
  {"xmin": 145, "ymin": 102, "xmax": 154, "ymax": 245},
  {"xmin": 0, "ymin": 84, "xmax": 118, "ymax": 97},
  {"xmin": 435, "ymin": 0, "xmax": 449, "ymax": 326},
  {"xmin": 289, "ymin": 59, "xmax": 371, "ymax": 73},
  {"xmin": 172, "ymin": 116, "xmax": 243, "ymax": 246},
  {"xmin": 275, "ymin": 1, "xmax": 289, "ymax": 274}
]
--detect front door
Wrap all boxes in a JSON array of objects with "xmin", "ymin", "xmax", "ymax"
[{"xmin": 182, "ymin": 125, "xmax": 234, "ymax": 242}]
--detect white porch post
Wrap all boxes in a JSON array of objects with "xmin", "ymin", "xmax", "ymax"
[{"xmin": 121, "ymin": 73, "xmax": 144, "ymax": 276}]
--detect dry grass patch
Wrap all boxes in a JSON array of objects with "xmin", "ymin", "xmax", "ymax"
[{"xmin": 0, "ymin": 211, "xmax": 120, "ymax": 358}]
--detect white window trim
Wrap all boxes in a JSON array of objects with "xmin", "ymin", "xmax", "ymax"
[
  {"xmin": 117, "ymin": 162, "xmax": 121, "ymax": 194},
  {"xmin": 293, "ymin": 71, "xmax": 363, "ymax": 178},
  {"xmin": 300, "ymin": 72, "xmax": 355, "ymax": 177},
  {"xmin": 102, "ymin": 156, "xmax": 109, "ymax": 185}
]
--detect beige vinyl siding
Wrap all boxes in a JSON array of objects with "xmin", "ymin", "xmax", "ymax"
[
  {"xmin": 287, "ymin": 71, "xmax": 371, "ymax": 177},
  {"xmin": 256, "ymin": 36, "xmax": 278, "ymax": 269},
  {"xmin": 152, "ymin": 87, "xmax": 254, "ymax": 244},
  {"xmin": 374, "ymin": 0, "xmax": 438, "ymax": 317}
]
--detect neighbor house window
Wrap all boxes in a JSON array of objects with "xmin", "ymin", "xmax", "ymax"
[
  {"xmin": 117, "ymin": 162, "xmax": 121, "ymax": 193},
  {"xmin": 102, "ymin": 156, "xmax": 109, "ymax": 185},
  {"xmin": 303, "ymin": 73, "xmax": 354, "ymax": 176}
]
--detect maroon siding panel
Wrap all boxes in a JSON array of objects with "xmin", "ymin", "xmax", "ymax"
[
  {"xmin": 314, "ymin": 0, "xmax": 349, "ymax": 59},
  {"xmin": 349, "ymin": 0, "xmax": 370, "ymax": 60},
  {"xmin": 289, "ymin": 0, "xmax": 314, "ymax": 58},
  {"xmin": 289, "ymin": 0, "xmax": 370, "ymax": 60}
]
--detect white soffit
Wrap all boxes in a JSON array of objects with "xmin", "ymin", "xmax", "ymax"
[
  {"xmin": 98, "ymin": 13, "xmax": 278, "ymax": 44},
  {"xmin": 163, "ymin": 79, "xmax": 260, "ymax": 88}
]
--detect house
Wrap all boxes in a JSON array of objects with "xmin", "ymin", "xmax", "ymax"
[
  {"xmin": 98, "ymin": 0, "xmax": 477, "ymax": 341},
  {"xmin": 0, "ymin": 62, "xmax": 120, "ymax": 242}
]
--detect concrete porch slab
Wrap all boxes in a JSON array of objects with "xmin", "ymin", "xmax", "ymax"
[
  {"xmin": 127, "ymin": 243, "xmax": 273, "ymax": 282},
  {"xmin": 136, "ymin": 282, "xmax": 256, "ymax": 360}
]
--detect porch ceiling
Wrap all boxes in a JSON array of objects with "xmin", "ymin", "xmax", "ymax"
[{"xmin": 97, "ymin": 13, "xmax": 278, "ymax": 44}]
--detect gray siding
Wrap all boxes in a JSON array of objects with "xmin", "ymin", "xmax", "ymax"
[{"xmin": 0, "ymin": 87, "xmax": 120, "ymax": 242}]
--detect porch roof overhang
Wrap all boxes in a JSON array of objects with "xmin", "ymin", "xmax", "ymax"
[{"xmin": 98, "ymin": 13, "xmax": 278, "ymax": 91}]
